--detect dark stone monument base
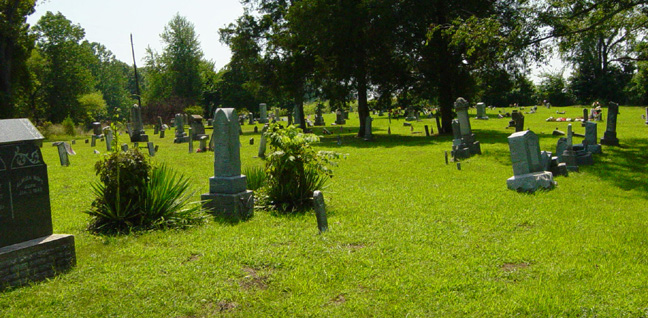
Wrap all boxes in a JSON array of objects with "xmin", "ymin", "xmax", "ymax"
[
  {"xmin": 575, "ymin": 151, "xmax": 594, "ymax": 165},
  {"xmin": 550, "ymin": 162, "xmax": 569, "ymax": 177},
  {"xmin": 600, "ymin": 131, "xmax": 619, "ymax": 146},
  {"xmin": 174, "ymin": 136, "xmax": 191, "ymax": 143},
  {"xmin": 201, "ymin": 190, "xmax": 254, "ymax": 221},
  {"xmin": 130, "ymin": 134, "xmax": 149, "ymax": 143},
  {"xmin": 452, "ymin": 146, "xmax": 471, "ymax": 160},
  {"xmin": 507, "ymin": 171, "xmax": 556, "ymax": 192},
  {"xmin": 467, "ymin": 141, "xmax": 481, "ymax": 155},
  {"xmin": 209, "ymin": 175, "xmax": 247, "ymax": 194},
  {"xmin": 0, "ymin": 234, "xmax": 75, "ymax": 290}
]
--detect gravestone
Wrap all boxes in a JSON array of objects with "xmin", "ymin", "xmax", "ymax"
[
  {"xmin": 202, "ymin": 108, "xmax": 254, "ymax": 221},
  {"xmin": 174, "ymin": 113, "xmax": 190, "ymax": 143},
  {"xmin": 0, "ymin": 119, "xmax": 75, "ymax": 289},
  {"xmin": 475, "ymin": 102, "xmax": 488, "ymax": 119},
  {"xmin": 147, "ymin": 142, "xmax": 155, "ymax": 156},
  {"xmin": 645, "ymin": 107, "xmax": 648, "ymax": 125},
  {"xmin": 90, "ymin": 135, "xmax": 97, "ymax": 147},
  {"xmin": 506, "ymin": 130, "xmax": 556, "ymax": 192},
  {"xmin": 157, "ymin": 116, "xmax": 165, "ymax": 135},
  {"xmin": 364, "ymin": 116, "xmax": 373, "ymax": 141},
  {"xmin": 92, "ymin": 122, "xmax": 102, "ymax": 137},
  {"xmin": 452, "ymin": 97, "xmax": 481, "ymax": 157},
  {"xmin": 314, "ymin": 104, "xmax": 325, "ymax": 126},
  {"xmin": 335, "ymin": 109, "xmax": 346, "ymax": 125},
  {"xmin": 104, "ymin": 127, "xmax": 113, "ymax": 152},
  {"xmin": 259, "ymin": 103, "xmax": 269, "ymax": 123},
  {"xmin": 248, "ymin": 112, "xmax": 255, "ymax": 125},
  {"xmin": 559, "ymin": 124, "xmax": 579, "ymax": 172},
  {"xmin": 405, "ymin": 107, "xmax": 416, "ymax": 121},
  {"xmin": 199, "ymin": 135, "xmax": 208, "ymax": 152},
  {"xmin": 188, "ymin": 127, "xmax": 194, "ymax": 153},
  {"xmin": 258, "ymin": 124, "xmax": 269, "ymax": 158},
  {"xmin": 189, "ymin": 115, "xmax": 207, "ymax": 141},
  {"xmin": 313, "ymin": 191, "xmax": 328, "ymax": 233},
  {"xmin": 512, "ymin": 111, "xmax": 524, "ymax": 132},
  {"xmin": 575, "ymin": 121, "xmax": 602, "ymax": 154},
  {"xmin": 129, "ymin": 104, "xmax": 148, "ymax": 142},
  {"xmin": 600, "ymin": 102, "xmax": 620, "ymax": 146},
  {"xmin": 54, "ymin": 142, "xmax": 70, "ymax": 166}
]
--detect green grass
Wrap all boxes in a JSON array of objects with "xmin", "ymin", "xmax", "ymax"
[{"xmin": 1, "ymin": 105, "xmax": 648, "ymax": 317}]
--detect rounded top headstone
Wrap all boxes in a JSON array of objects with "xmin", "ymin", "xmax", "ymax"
[{"xmin": 454, "ymin": 97, "xmax": 469, "ymax": 111}]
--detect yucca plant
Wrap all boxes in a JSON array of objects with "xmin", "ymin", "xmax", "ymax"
[{"xmin": 86, "ymin": 149, "xmax": 203, "ymax": 234}]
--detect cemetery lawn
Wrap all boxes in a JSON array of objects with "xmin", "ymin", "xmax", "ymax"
[{"xmin": 2, "ymin": 106, "xmax": 648, "ymax": 317}]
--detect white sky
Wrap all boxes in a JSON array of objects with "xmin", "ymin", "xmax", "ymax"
[
  {"xmin": 27, "ymin": 0, "xmax": 566, "ymax": 83},
  {"xmin": 28, "ymin": 0, "xmax": 244, "ymax": 70}
]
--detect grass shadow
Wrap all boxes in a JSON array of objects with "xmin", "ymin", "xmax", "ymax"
[{"xmin": 582, "ymin": 138, "xmax": 648, "ymax": 197}]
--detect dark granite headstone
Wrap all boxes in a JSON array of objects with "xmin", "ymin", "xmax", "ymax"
[{"xmin": 0, "ymin": 119, "xmax": 53, "ymax": 248}]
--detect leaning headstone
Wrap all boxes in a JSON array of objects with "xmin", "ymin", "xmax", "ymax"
[
  {"xmin": 600, "ymin": 101, "xmax": 620, "ymax": 146},
  {"xmin": 512, "ymin": 111, "xmax": 524, "ymax": 132},
  {"xmin": 258, "ymin": 103, "xmax": 269, "ymax": 123},
  {"xmin": 129, "ymin": 104, "xmax": 148, "ymax": 142},
  {"xmin": 201, "ymin": 108, "xmax": 254, "ymax": 221},
  {"xmin": 453, "ymin": 97, "xmax": 481, "ymax": 157},
  {"xmin": 54, "ymin": 142, "xmax": 70, "ymax": 166},
  {"xmin": 313, "ymin": 191, "xmax": 328, "ymax": 233},
  {"xmin": 0, "ymin": 119, "xmax": 75, "ymax": 289},
  {"xmin": 258, "ymin": 124, "xmax": 269, "ymax": 158},
  {"xmin": 364, "ymin": 116, "xmax": 373, "ymax": 141},
  {"xmin": 475, "ymin": 102, "xmax": 488, "ymax": 119},
  {"xmin": 506, "ymin": 130, "xmax": 556, "ymax": 192}
]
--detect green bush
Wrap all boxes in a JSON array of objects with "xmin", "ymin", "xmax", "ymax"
[
  {"xmin": 86, "ymin": 149, "xmax": 203, "ymax": 234},
  {"xmin": 263, "ymin": 124, "xmax": 343, "ymax": 212},
  {"xmin": 184, "ymin": 105, "xmax": 203, "ymax": 116},
  {"xmin": 62, "ymin": 115, "xmax": 76, "ymax": 136}
]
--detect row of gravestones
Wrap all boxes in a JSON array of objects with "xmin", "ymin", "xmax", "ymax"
[{"xmin": 506, "ymin": 102, "xmax": 621, "ymax": 192}]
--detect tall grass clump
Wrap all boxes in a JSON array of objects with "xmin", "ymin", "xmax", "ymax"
[
  {"xmin": 243, "ymin": 166, "xmax": 267, "ymax": 191},
  {"xmin": 263, "ymin": 123, "xmax": 343, "ymax": 212},
  {"xmin": 86, "ymin": 146, "xmax": 203, "ymax": 234}
]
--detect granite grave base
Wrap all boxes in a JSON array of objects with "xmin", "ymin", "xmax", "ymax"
[{"xmin": 0, "ymin": 234, "xmax": 75, "ymax": 290}]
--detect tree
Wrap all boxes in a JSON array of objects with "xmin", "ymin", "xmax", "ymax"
[
  {"xmin": 145, "ymin": 14, "xmax": 204, "ymax": 110},
  {"xmin": 87, "ymin": 42, "xmax": 132, "ymax": 121},
  {"xmin": 0, "ymin": 0, "xmax": 37, "ymax": 119},
  {"xmin": 32, "ymin": 11, "xmax": 95, "ymax": 123}
]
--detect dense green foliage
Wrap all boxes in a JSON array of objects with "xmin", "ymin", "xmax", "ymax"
[
  {"xmin": 263, "ymin": 123, "xmax": 342, "ymax": 212},
  {"xmin": 87, "ymin": 148, "xmax": 203, "ymax": 234}
]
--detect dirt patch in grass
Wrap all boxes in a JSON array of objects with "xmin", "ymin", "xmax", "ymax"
[
  {"xmin": 239, "ymin": 267, "xmax": 270, "ymax": 290},
  {"xmin": 329, "ymin": 294, "xmax": 346, "ymax": 305},
  {"xmin": 181, "ymin": 253, "xmax": 202, "ymax": 265},
  {"xmin": 501, "ymin": 262, "xmax": 530, "ymax": 272}
]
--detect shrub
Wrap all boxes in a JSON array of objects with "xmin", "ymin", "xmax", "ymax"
[
  {"xmin": 263, "ymin": 123, "xmax": 343, "ymax": 212},
  {"xmin": 86, "ymin": 149, "xmax": 203, "ymax": 234},
  {"xmin": 184, "ymin": 105, "xmax": 203, "ymax": 116},
  {"xmin": 243, "ymin": 166, "xmax": 267, "ymax": 191},
  {"xmin": 62, "ymin": 115, "xmax": 76, "ymax": 136}
]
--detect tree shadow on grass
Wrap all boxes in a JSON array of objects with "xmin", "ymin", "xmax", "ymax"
[{"xmin": 582, "ymin": 138, "xmax": 648, "ymax": 197}]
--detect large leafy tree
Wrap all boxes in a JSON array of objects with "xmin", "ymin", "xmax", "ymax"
[
  {"xmin": 145, "ymin": 14, "xmax": 204, "ymax": 110},
  {"xmin": 32, "ymin": 11, "xmax": 95, "ymax": 123},
  {"xmin": 0, "ymin": 0, "xmax": 37, "ymax": 119},
  {"xmin": 87, "ymin": 42, "xmax": 132, "ymax": 121}
]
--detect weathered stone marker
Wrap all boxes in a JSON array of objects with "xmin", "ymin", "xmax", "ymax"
[
  {"xmin": 313, "ymin": 191, "xmax": 328, "ymax": 233},
  {"xmin": 335, "ymin": 109, "xmax": 346, "ymax": 125},
  {"xmin": 54, "ymin": 142, "xmax": 70, "ymax": 166},
  {"xmin": 600, "ymin": 101, "xmax": 620, "ymax": 146},
  {"xmin": 258, "ymin": 124, "xmax": 269, "ymax": 158},
  {"xmin": 129, "ymin": 104, "xmax": 148, "ymax": 142},
  {"xmin": 174, "ymin": 113, "xmax": 190, "ymax": 143},
  {"xmin": 475, "ymin": 102, "xmax": 488, "ymax": 119},
  {"xmin": 0, "ymin": 119, "xmax": 75, "ymax": 289},
  {"xmin": 314, "ymin": 104, "xmax": 325, "ymax": 126},
  {"xmin": 451, "ymin": 98, "xmax": 481, "ymax": 159},
  {"xmin": 202, "ymin": 108, "xmax": 254, "ymax": 221},
  {"xmin": 512, "ymin": 111, "xmax": 525, "ymax": 132},
  {"xmin": 147, "ymin": 142, "xmax": 156, "ymax": 156},
  {"xmin": 507, "ymin": 130, "xmax": 556, "ymax": 192},
  {"xmin": 364, "ymin": 116, "xmax": 373, "ymax": 141},
  {"xmin": 258, "ymin": 103, "xmax": 269, "ymax": 123}
]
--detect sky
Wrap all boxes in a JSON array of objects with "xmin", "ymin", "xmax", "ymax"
[
  {"xmin": 27, "ymin": 0, "xmax": 567, "ymax": 83},
  {"xmin": 28, "ymin": 0, "xmax": 244, "ymax": 70}
]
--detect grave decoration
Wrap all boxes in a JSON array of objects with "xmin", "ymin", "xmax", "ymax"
[{"xmin": 0, "ymin": 119, "xmax": 75, "ymax": 289}]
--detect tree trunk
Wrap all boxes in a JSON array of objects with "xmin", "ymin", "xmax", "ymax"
[
  {"xmin": 434, "ymin": 0, "xmax": 453, "ymax": 134},
  {"xmin": 357, "ymin": 73, "xmax": 368, "ymax": 138},
  {"xmin": 0, "ymin": 0, "xmax": 20, "ymax": 119}
]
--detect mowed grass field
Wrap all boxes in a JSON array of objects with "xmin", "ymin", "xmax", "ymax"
[{"xmin": 1, "ymin": 105, "xmax": 647, "ymax": 317}]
